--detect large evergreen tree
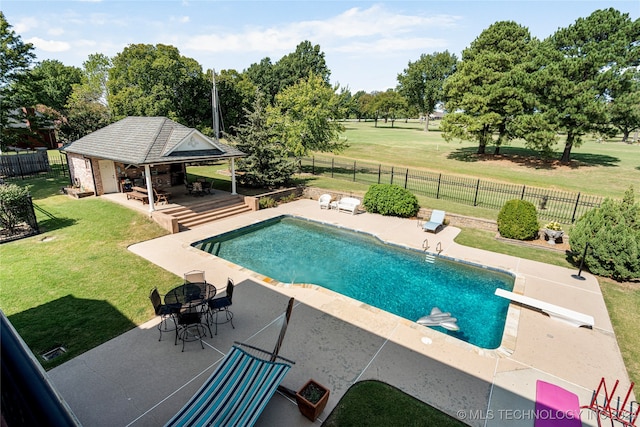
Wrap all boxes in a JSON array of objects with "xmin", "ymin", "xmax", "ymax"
[
  {"xmin": 533, "ymin": 8, "xmax": 639, "ymax": 163},
  {"xmin": 441, "ymin": 21, "xmax": 536, "ymax": 155},
  {"xmin": 231, "ymin": 91, "xmax": 295, "ymax": 188}
]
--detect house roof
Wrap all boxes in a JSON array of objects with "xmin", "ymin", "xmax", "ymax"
[{"xmin": 62, "ymin": 116, "xmax": 245, "ymax": 165}]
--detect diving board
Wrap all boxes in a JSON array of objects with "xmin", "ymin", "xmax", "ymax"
[{"xmin": 495, "ymin": 288, "xmax": 594, "ymax": 328}]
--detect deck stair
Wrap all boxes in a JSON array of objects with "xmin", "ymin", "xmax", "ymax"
[{"xmin": 162, "ymin": 195, "xmax": 251, "ymax": 230}]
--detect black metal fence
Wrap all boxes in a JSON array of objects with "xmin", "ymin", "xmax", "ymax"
[
  {"xmin": 1, "ymin": 151, "xmax": 69, "ymax": 180},
  {"xmin": 0, "ymin": 193, "xmax": 40, "ymax": 244},
  {"xmin": 300, "ymin": 156, "xmax": 603, "ymax": 223}
]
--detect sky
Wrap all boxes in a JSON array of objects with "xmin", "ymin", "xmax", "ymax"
[{"xmin": 3, "ymin": 0, "xmax": 639, "ymax": 93}]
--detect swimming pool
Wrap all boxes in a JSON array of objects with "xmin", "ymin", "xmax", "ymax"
[{"xmin": 193, "ymin": 216, "xmax": 514, "ymax": 349}]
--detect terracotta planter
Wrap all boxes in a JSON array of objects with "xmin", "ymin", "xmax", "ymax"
[{"xmin": 296, "ymin": 379, "xmax": 330, "ymax": 421}]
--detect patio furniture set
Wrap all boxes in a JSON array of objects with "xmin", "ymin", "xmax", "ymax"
[{"xmin": 149, "ymin": 270, "xmax": 235, "ymax": 352}]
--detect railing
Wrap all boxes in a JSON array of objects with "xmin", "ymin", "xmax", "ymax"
[{"xmin": 300, "ymin": 155, "xmax": 603, "ymax": 223}]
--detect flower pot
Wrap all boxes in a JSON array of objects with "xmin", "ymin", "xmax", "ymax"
[
  {"xmin": 544, "ymin": 229, "xmax": 564, "ymax": 244},
  {"xmin": 296, "ymin": 379, "xmax": 330, "ymax": 421}
]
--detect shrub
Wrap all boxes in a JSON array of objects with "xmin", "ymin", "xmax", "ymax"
[
  {"xmin": 497, "ymin": 199, "xmax": 539, "ymax": 240},
  {"xmin": 0, "ymin": 183, "xmax": 31, "ymax": 232},
  {"xmin": 570, "ymin": 186, "xmax": 640, "ymax": 281},
  {"xmin": 362, "ymin": 184, "xmax": 419, "ymax": 218},
  {"xmin": 258, "ymin": 196, "xmax": 277, "ymax": 209}
]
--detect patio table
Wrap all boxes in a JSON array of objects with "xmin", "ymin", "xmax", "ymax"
[{"xmin": 164, "ymin": 282, "xmax": 216, "ymax": 311}]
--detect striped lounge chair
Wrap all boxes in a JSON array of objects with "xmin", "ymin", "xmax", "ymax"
[{"xmin": 165, "ymin": 298, "xmax": 295, "ymax": 427}]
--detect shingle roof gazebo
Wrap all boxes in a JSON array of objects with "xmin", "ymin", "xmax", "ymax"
[{"xmin": 63, "ymin": 116, "xmax": 246, "ymax": 213}]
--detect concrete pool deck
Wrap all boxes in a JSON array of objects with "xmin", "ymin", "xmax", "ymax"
[{"xmin": 48, "ymin": 198, "xmax": 633, "ymax": 427}]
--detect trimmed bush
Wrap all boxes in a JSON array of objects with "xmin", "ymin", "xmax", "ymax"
[
  {"xmin": 497, "ymin": 199, "xmax": 539, "ymax": 240},
  {"xmin": 362, "ymin": 184, "xmax": 419, "ymax": 218},
  {"xmin": 570, "ymin": 186, "xmax": 640, "ymax": 281},
  {"xmin": 0, "ymin": 183, "xmax": 31, "ymax": 232}
]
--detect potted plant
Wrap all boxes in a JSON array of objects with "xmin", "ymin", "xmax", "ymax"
[
  {"xmin": 295, "ymin": 379, "xmax": 330, "ymax": 421},
  {"xmin": 543, "ymin": 221, "xmax": 564, "ymax": 244}
]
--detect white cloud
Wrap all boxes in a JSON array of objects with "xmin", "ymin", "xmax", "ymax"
[
  {"xmin": 13, "ymin": 17, "xmax": 39, "ymax": 34},
  {"xmin": 26, "ymin": 37, "xmax": 71, "ymax": 53},
  {"xmin": 181, "ymin": 4, "xmax": 460, "ymax": 59}
]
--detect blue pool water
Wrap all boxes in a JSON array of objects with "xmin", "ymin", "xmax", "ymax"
[{"xmin": 193, "ymin": 216, "xmax": 514, "ymax": 349}]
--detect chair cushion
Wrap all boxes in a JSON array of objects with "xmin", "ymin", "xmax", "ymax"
[{"xmin": 209, "ymin": 297, "xmax": 231, "ymax": 309}]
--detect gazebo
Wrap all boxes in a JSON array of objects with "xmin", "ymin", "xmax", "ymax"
[{"xmin": 62, "ymin": 117, "xmax": 246, "ymax": 213}]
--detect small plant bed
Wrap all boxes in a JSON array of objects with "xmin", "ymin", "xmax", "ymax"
[
  {"xmin": 62, "ymin": 187, "xmax": 95, "ymax": 198},
  {"xmin": 322, "ymin": 380, "xmax": 467, "ymax": 426}
]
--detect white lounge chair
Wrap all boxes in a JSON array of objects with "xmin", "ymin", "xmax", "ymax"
[
  {"xmin": 423, "ymin": 210, "xmax": 445, "ymax": 233},
  {"xmin": 318, "ymin": 194, "xmax": 332, "ymax": 209}
]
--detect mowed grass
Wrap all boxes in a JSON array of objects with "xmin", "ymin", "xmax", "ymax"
[
  {"xmin": 0, "ymin": 177, "xmax": 179, "ymax": 369},
  {"xmin": 331, "ymin": 120, "xmax": 640, "ymax": 199}
]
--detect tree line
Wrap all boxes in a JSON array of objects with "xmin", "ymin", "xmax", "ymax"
[{"xmin": 1, "ymin": 8, "xmax": 638, "ymax": 172}]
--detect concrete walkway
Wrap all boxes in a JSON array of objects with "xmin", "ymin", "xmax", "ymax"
[{"xmin": 48, "ymin": 197, "xmax": 633, "ymax": 427}]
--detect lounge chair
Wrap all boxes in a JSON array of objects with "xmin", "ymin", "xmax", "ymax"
[
  {"xmin": 535, "ymin": 380, "xmax": 581, "ymax": 426},
  {"xmin": 165, "ymin": 298, "xmax": 296, "ymax": 427},
  {"xmin": 423, "ymin": 210, "xmax": 445, "ymax": 233},
  {"xmin": 318, "ymin": 194, "xmax": 332, "ymax": 209}
]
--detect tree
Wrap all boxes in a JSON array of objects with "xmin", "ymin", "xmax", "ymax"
[
  {"xmin": 108, "ymin": 44, "xmax": 210, "ymax": 127},
  {"xmin": 13, "ymin": 60, "xmax": 82, "ymax": 113},
  {"xmin": 212, "ymin": 69, "xmax": 256, "ymax": 136},
  {"xmin": 61, "ymin": 54, "xmax": 112, "ymax": 142},
  {"xmin": 0, "ymin": 12, "xmax": 35, "ymax": 88},
  {"xmin": 397, "ymin": 51, "xmax": 457, "ymax": 131},
  {"xmin": 0, "ymin": 11, "xmax": 36, "ymax": 150},
  {"xmin": 370, "ymin": 90, "xmax": 407, "ymax": 127},
  {"xmin": 570, "ymin": 186, "xmax": 640, "ymax": 281},
  {"xmin": 245, "ymin": 41, "xmax": 331, "ymax": 105},
  {"xmin": 274, "ymin": 41, "xmax": 330, "ymax": 91},
  {"xmin": 604, "ymin": 69, "xmax": 640, "ymax": 142},
  {"xmin": 441, "ymin": 21, "xmax": 536, "ymax": 155},
  {"xmin": 231, "ymin": 91, "xmax": 295, "ymax": 187},
  {"xmin": 533, "ymin": 8, "xmax": 639, "ymax": 163},
  {"xmin": 267, "ymin": 74, "xmax": 347, "ymax": 157}
]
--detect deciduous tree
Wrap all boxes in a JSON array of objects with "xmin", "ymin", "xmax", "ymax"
[
  {"xmin": 397, "ymin": 51, "xmax": 457, "ymax": 131},
  {"xmin": 267, "ymin": 74, "xmax": 347, "ymax": 157}
]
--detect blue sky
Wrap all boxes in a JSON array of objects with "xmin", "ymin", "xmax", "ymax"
[{"xmin": 3, "ymin": 1, "xmax": 639, "ymax": 92}]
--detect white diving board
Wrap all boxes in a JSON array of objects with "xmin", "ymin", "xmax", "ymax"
[{"xmin": 495, "ymin": 288, "xmax": 594, "ymax": 328}]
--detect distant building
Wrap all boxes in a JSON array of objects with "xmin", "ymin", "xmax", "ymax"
[{"xmin": 3, "ymin": 107, "xmax": 58, "ymax": 149}]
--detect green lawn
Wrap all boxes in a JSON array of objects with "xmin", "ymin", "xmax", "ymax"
[
  {"xmin": 322, "ymin": 380, "xmax": 467, "ymax": 427},
  {"xmin": 330, "ymin": 120, "xmax": 640, "ymax": 199}
]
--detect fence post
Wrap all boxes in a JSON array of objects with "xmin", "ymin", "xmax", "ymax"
[
  {"xmin": 353, "ymin": 161, "xmax": 356, "ymax": 182},
  {"xmin": 404, "ymin": 169, "xmax": 409, "ymax": 189},
  {"xmin": 331, "ymin": 158, "xmax": 334, "ymax": 178},
  {"xmin": 377, "ymin": 164, "xmax": 381, "ymax": 184},
  {"xmin": 436, "ymin": 174, "xmax": 441, "ymax": 199},
  {"xmin": 521, "ymin": 185, "xmax": 526, "ymax": 200},
  {"xmin": 473, "ymin": 179, "xmax": 480, "ymax": 206},
  {"xmin": 390, "ymin": 167, "xmax": 394, "ymax": 185},
  {"xmin": 312, "ymin": 156, "xmax": 315, "ymax": 175},
  {"xmin": 571, "ymin": 193, "xmax": 581, "ymax": 223}
]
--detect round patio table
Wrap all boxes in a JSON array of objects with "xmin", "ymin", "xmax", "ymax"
[{"xmin": 164, "ymin": 282, "xmax": 216, "ymax": 309}]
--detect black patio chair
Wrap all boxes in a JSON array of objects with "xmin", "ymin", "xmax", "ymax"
[
  {"xmin": 207, "ymin": 278, "xmax": 235, "ymax": 335},
  {"xmin": 149, "ymin": 287, "xmax": 178, "ymax": 341},
  {"xmin": 175, "ymin": 307, "xmax": 211, "ymax": 352}
]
